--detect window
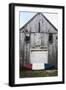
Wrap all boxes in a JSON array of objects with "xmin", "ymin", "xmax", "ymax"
[
  {"xmin": 25, "ymin": 33, "xmax": 30, "ymax": 43},
  {"xmin": 56, "ymin": 36, "xmax": 58, "ymax": 39},
  {"xmin": 49, "ymin": 33, "xmax": 53, "ymax": 44},
  {"xmin": 38, "ymin": 22, "xmax": 40, "ymax": 32}
]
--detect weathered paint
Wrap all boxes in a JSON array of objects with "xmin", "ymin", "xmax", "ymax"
[
  {"xmin": 30, "ymin": 49, "xmax": 48, "ymax": 64},
  {"xmin": 19, "ymin": 13, "xmax": 58, "ymax": 69},
  {"xmin": 48, "ymin": 33, "xmax": 58, "ymax": 68}
]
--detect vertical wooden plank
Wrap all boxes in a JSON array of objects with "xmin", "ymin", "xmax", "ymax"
[
  {"xmin": 41, "ymin": 33, "xmax": 44, "ymax": 46},
  {"xmin": 30, "ymin": 33, "xmax": 35, "ymax": 48},
  {"xmin": 24, "ymin": 40, "xmax": 27, "ymax": 64},
  {"xmin": 34, "ymin": 33, "xmax": 41, "ymax": 47},
  {"xmin": 54, "ymin": 34, "xmax": 58, "ymax": 69},
  {"xmin": 23, "ymin": 33, "xmax": 31, "ymax": 64},
  {"xmin": 26, "ymin": 42, "xmax": 30, "ymax": 64},
  {"xmin": 48, "ymin": 33, "xmax": 58, "ymax": 69},
  {"xmin": 19, "ymin": 33, "xmax": 25, "ymax": 65},
  {"xmin": 41, "ymin": 33, "xmax": 48, "ymax": 47}
]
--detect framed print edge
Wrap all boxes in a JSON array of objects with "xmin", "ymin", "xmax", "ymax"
[
  {"xmin": 62, "ymin": 6, "xmax": 65, "ymax": 84},
  {"xmin": 9, "ymin": 3, "xmax": 65, "ymax": 87},
  {"xmin": 9, "ymin": 3, "xmax": 15, "ymax": 87}
]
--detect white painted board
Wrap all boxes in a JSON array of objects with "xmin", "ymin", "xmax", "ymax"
[
  {"xmin": 30, "ymin": 49, "xmax": 48, "ymax": 64},
  {"xmin": 32, "ymin": 63, "xmax": 45, "ymax": 70}
]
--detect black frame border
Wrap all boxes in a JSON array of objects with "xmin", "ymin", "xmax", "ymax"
[{"xmin": 9, "ymin": 3, "xmax": 65, "ymax": 87}]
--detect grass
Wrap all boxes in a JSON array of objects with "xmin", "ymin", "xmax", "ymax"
[{"xmin": 20, "ymin": 69, "xmax": 58, "ymax": 78}]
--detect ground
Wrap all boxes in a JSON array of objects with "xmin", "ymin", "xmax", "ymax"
[{"xmin": 20, "ymin": 70, "xmax": 58, "ymax": 78}]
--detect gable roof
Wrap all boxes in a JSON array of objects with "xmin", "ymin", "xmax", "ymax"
[{"xmin": 20, "ymin": 12, "xmax": 58, "ymax": 31}]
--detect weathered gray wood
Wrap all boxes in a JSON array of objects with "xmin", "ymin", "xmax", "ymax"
[
  {"xmin": 48, "ymin": 33, "xmax": 58, "ymax": 69},
  {"xmin": 20, "ymin": 13, "xmax": 57, "ymax": 33},
  {"xmin": 20, "ymin": 13, "xmax": 58, "ymax": 69},
  {"xmin": 19, "ymin": 33, "xmax": 25, "ymax": 65},
  {"xmin": 34, "ymin": 33, "xmax": 41, "ymax": 46},
  {"xmin": 41, "ymin": 33, "xmax": 48, "ymax": 47},
  {"xmin": 30, "ymin": 33, "xmax": 48, "ymax": 48},
  {"xmin": 30, "ymin": 33, "xmax": 35, "ymax": 48},
  {"xmin": 26, "ymin": 42, "xmax": 30, "ymax": 64}
]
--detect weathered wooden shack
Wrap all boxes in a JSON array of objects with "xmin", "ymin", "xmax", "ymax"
[{"xmin": 20, "ymin": 12, "xmax": 58, "ymax": 69}]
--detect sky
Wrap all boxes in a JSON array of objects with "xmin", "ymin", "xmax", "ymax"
[{"xmin": 20, "ymin": 12, "xmax": 58, "ymax": 29}]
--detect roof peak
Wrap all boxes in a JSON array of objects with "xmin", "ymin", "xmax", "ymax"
[
  {"xmin": 20, "ymin": 12, "xmax": 58, "ymax": 31},
  {"xmin": 37, "ymin": 12, "xmax": 43, "ymax": 15}
]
